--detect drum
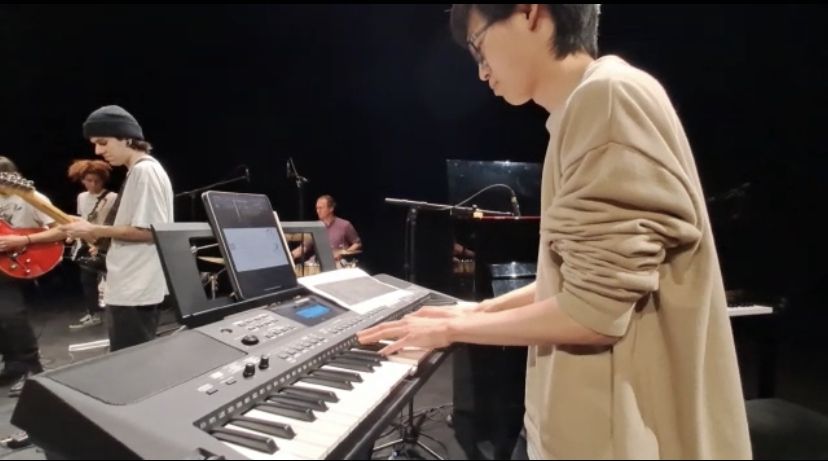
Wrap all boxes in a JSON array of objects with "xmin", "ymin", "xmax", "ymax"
[
  {"xmin": 305, "ymin": 261, "xmax": 321, "ymax": 275},
  {"xmin": 453, "ymin": 258, "xmax": 475, "ymax": 275},
  {"xmin": 462, "ymin": 258, "xmax": 475, "ymax": 275},
  {"xmin": 296, "ymin": 260, "xmax": 320, "ymax": 277}
]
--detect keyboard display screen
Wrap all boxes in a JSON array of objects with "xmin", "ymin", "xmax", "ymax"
[
  {"xmin": 270, "ymin": 296, "xmax": 347, "ymax": 327},
  {"xmin": 296, "ymin": 304, "xmax": 330, "ymax": 319}
]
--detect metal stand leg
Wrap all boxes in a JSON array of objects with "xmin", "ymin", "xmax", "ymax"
[{"xmin": 373, "ymin": 399, "xmax": 445, "ymax": 460}]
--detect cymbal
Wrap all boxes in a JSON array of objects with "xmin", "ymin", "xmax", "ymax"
[{"xmin": 198, "ymin": 256, "xmax": 226, "ymax": 265}]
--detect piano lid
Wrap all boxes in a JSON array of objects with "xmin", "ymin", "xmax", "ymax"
[
  {"xmin": 446, "ymin": 159, "xmax": 542, "ymax": 217},
  {"xmin": 461, "ymin": 215, "xmax": 541, "ymax": 221}
]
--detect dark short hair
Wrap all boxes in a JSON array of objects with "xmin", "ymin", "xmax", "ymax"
[
  {"xmin": 0, "ymin": 156, "xmax": 19, "ymax": 174},
  {"xmin": 450, "ymin": 4, "xmax": 600, "ymax": 59},
  {"xmin": 318, "ymin": 194, "xmax": 336, "ymax": 209},
  {"xmin": 125, "ymin": 138, "xmax": 153, "ymax": 154}
]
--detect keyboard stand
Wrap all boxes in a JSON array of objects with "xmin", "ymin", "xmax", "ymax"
[{"xmin": 373, "ymin": 399, "xmax": 445, "ymax": 460}]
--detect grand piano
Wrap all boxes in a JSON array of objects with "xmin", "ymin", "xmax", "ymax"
[
  {"xmin": 409, "ymin": 159, "xmax": 541, "ymax": 301},
  {"xmin": 446, "ymin": 160, "xmax": 541, "ymax": 460}
]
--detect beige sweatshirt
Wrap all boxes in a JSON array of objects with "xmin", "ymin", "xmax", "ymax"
[{"xmin": 524, "ymin": 55, "xmax": 751, "ymax": 459}]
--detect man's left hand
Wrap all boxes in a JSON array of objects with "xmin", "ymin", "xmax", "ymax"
[{"xmin": 357, "ymin": 315, "xmax": 454, "ymax": 356}]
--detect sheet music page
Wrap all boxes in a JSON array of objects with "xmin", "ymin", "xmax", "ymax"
[{"xmin": 297, "ymin": 268, "xmax": 414, "ymax": 314}]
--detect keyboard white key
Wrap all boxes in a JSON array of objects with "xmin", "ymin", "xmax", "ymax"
[
  {"xmin": 227, "ymin": 424, "xmax": 325, "ymax": 459},
  {"xmin": 218, "ymin": 358, "xmax": 414, "ymax": 460},
  {"xmin": 244, "ymin": 409, "xmax": 350, "ymax": 459},
  {"xmin": 220, "ymin": 441, "xmax": 306, "ymax": 461}
]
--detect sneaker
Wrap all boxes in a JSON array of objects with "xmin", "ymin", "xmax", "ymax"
[
  {"xmin": 7, "ymin": 362, "xmax": 42, "ymax": 398},
  {"xmin": 8, "ymin": 372, "xmax": 32, "ymax": 398},
  {"xmin": 0, "ymin": 368, "xmax": 25, "ymax": 386},
  {"xmin": 0, "ymin": 431, "xmax": 31, "ymax": 449},
  {"xmin": 69, "ymin": 313, "xmax": 102, "ymax": 330}
]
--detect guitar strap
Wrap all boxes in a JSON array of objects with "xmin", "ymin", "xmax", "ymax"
[
  {"xmin": 69, "ymin": 189, "xmax": 111, "ymax": 261},
  {"xmin": 86, "ymin": 189, "xmax": 110, "ymax": 223},
  {"xmin": 96, "ymin": 157, "xmax": 156, "ymax": 254}
]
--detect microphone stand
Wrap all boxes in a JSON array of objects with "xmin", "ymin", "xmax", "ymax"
[
  {"xmin": 175, "ymin": 174, "xmax": 249, "ymax": 221},
  {"xmin": 287, "ymin": 158, "xmax": 310, "ymax": 220},
  {"xmin": 384, "ymin": 198, "xmax": 513, "ymax": 283}
]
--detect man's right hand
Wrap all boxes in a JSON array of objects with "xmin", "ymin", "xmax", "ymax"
[{"xmin": 60, "ymin": 219, "xmax": 97, "ymax": 241}]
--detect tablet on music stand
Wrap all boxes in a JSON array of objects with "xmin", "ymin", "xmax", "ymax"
[{"xmin": 202, "ymin": 191, "xmax": 297, "ymax": 300}]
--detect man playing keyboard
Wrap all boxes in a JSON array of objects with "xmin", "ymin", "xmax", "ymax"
[{"xmin": 360, "ymin": 4, "xmax": 751, "ymax": 460}]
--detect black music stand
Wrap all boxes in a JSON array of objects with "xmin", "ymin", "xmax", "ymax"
[
  {"xmin": 281, "ymin": 220, "xmax": 337, "ymax": 273},
  {"xmin": 152, "ymin": 222, "xmax": 236, "ymax": 324}
]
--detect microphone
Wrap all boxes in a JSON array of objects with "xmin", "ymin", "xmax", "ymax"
[
  {"xmin": 286, "ymin": 159, "xmax": 294, "ymax": 179},
  {"xmin": 510, "ymin": 194, "xmax": 522, "ymax": 217},
  {"xmin": 288, "ymin": 157, "xmax": 309, "ymax": 184},
  {"xmin": 241, "ymin": 165, "xmax": 251, "ymax": 183}
]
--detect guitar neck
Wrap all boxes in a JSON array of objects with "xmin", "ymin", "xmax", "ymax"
[{"xmin": 17, "ymin": 191, "xmax": 75, "ymax": 225}]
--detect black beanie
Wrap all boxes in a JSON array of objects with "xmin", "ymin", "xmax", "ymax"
[{"xmin": 82, "ymin": 105, "xmax": 144, "ymax": 141}]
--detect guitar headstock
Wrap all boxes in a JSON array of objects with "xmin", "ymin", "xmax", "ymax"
[
  {"xmin": 0, "ymin": 172, "xmax": 35, "ymax": 196},
  {"xmin": 0, "ymin": 172, "xmax": 71, "ymax": 225}
]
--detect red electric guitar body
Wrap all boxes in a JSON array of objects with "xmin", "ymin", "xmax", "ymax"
[
  {"xmin": 0, "ymin": 172, "xmax": 76, "ymax": 280},
  {"xmin": 0, "ymin": 220, "xmax": 64, "ymax": 279}
]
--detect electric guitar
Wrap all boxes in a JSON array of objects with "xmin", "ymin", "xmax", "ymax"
[{"xmin": 0, "ymin": 172, "xmax": 76, "ymax": 280}]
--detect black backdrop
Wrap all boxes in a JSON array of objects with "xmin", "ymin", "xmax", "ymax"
[{"xmin": 2, "ymin": 4, "xmax": 826, "ymax": 312}]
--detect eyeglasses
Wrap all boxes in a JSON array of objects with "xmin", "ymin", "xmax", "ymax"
[{"xmin": 466, "ymin": 21, "xmax": 494, "ymax": 69}]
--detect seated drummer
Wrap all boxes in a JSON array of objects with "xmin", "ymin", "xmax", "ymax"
[{"xmin": 291, "ymin": 194, "xmax": 362, "ymax": 262}]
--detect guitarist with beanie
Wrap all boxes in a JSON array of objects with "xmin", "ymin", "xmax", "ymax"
[
  {"xmin": 61, "ymin": 105, "xmax": 174, "ymax": 352},
  {"xmin": 0, "ymin": 155, "xmax": 68, "ymax": 397}
]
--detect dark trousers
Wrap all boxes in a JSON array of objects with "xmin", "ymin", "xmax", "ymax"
[
  {"xmin": 106, "ymin": 304, "xmax": 162, "ymax": 352},
  {"xmin": 79, "ymin": 270, "xmax": 103, "ymax": 316},
  {"xmin": 0, "ymin": 281, "xmax": 41, "ymax": 373},
  {"xmin": 452, "ymin": 345, "xmax": 527, "ymax": 459},
  {"xmin": 511, "ymin": 430, "xmax": 529, "ymax": 460}
]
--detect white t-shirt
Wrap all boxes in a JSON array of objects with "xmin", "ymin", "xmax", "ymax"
[
  {"xmin": 104, "ymin": 158, "xmax": 174, "ymax": 306},
  {"xmin": 77, "ymin": 190, "xmax": 118, "ymax": 225},
  {"xmin": 0, "ymin": 192, "xmax": 55, "ymax": 228}
]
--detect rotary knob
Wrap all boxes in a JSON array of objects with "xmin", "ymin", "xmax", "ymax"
[{"xmin": 243, "ymin": 363, "xmax": 256, "ymax": 378}]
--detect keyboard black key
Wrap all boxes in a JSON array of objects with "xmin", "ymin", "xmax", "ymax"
[
  {"xmin": 268, "ymin": 394, "xmax": 328, "ymax": 412},
  {"xmin": 424, "ymin": 291, "xmax": 458, "ymax": 306},
  {"xmin": 256, "ymin": 402, "xmax": 316, "ymax": 422},
  {"xmin": 348, "ymin": 348, "xmax": 386, "ymax": 361},
  {"xmin": 340, "ymin": 351, "xmax": 382, "ymax": 365},
  {"xmin": 312, "ymin": 368, "xmax": 363, "ymax": 383},
  {"xmin": 280, "ymin": 385, "xmax": 339, "ymax": 403},
  {"xmin": 354, "ymin": 342, "xmax": 385, "ymax": 352},
  {"xmin": 212, "ymin": 427, "xmax": 277, "ymax": 454},
  {"xmin": 299, "ymin": 375, "xmax": 354, "ymax": 391},
  {"xmin": 231, "ymin": 416, "xmax": 295, "ymax": 440},
  {"xmin": 329, "ymin": 358, "xmax": 375, "ymax": 373},
  {"xmin": 264, "ymin": 396, "xmax": 318, "ymax": 412}
]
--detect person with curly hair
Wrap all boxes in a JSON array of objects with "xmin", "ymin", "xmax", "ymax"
[{"xmin": 66, "ymin": 159, "xmax": 118, "ymax": 330}]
